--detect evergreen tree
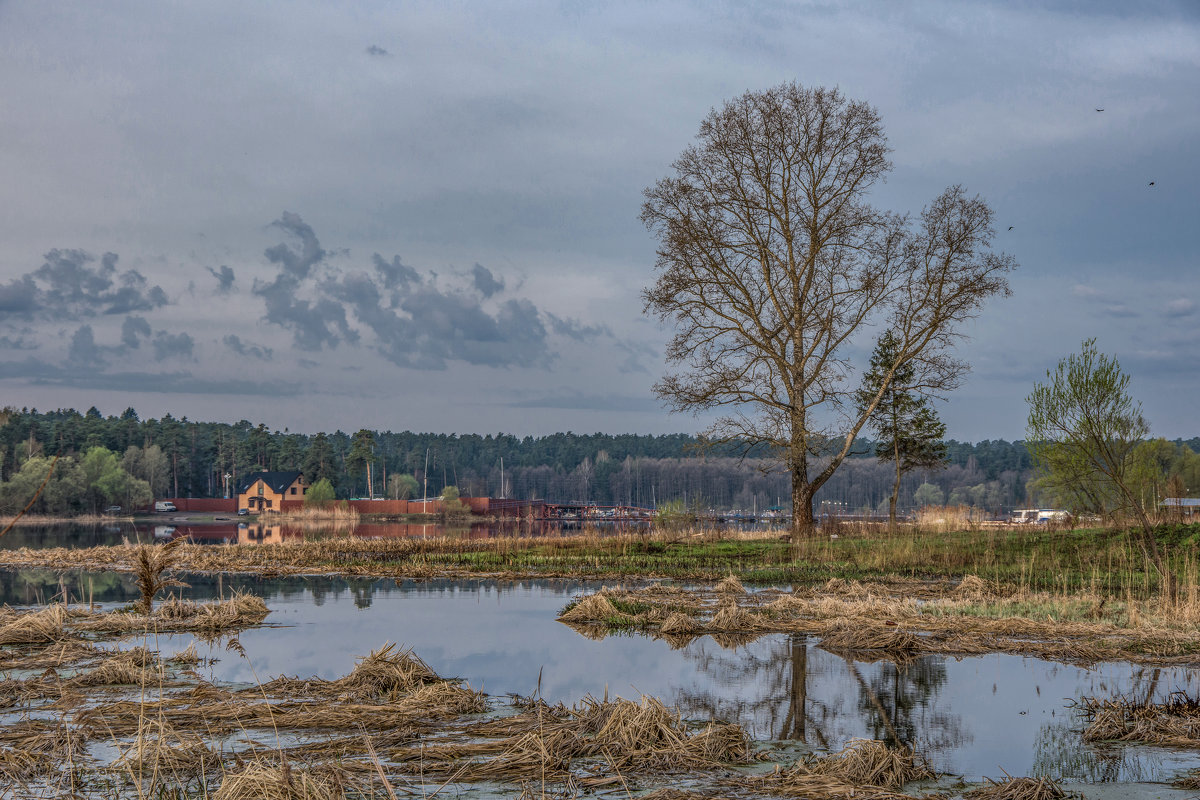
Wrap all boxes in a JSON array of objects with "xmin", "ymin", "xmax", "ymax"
[{"xmin": 856, "ymin": 331, "xmax": 948, "ymax": 526}]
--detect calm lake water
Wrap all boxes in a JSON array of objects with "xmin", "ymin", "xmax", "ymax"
[{"xmin": 3, "ymin": 565, "xmax": 1199, "ymax": 787}]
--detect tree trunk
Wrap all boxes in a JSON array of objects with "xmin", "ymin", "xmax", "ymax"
[
  {"xmin": 890, "ymin": 440, "xmax": 901, "ymax": 531},
  {"xmin": 791, "ymin": 467, "xmax": 816, "ymax": 536}
]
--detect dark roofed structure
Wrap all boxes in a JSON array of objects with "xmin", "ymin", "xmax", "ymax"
[
  {"xmin": 237, "ymin": 471, "xmax": 309, "ymax": 513},
  {"xmin": 238, "ymin": 471, "xmax": 304, "ymax": 495}
]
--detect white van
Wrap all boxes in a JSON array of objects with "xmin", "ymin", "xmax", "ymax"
[{"xmin": 154, "ymin": 501, "xmax": 178, "ymax": 513}]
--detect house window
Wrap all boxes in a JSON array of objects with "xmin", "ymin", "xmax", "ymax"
[
  {"xmin": 290, "ymin": 487, "xmax": 297, "ymax": 495},
  {"xmin": 258, "ymin": 484, "xmax": 263, "ymax": 496}
]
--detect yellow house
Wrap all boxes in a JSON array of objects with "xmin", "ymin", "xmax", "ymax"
[{"xmin": 237, "ymin": 471, "xmax": 308, "ymax": 513}]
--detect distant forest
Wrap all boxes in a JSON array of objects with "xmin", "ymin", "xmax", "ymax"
[{"xmin": 3, "ymin": 407, "xmax": 1198, "ymax": 516}]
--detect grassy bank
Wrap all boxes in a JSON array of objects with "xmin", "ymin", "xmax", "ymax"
[{"xmin": 0, "ymin": 521, "xmax": 1196, "ymax": 598}]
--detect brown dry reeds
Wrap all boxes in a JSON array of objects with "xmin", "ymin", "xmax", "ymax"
[
  {"xmin": 707, "ymin": 601, "xmax": 764, "ymax": 632},
  {"xmin": 820, "ymin": 623, "xmax": 923, "ymax": 659},
  {"xmin": 715, "ymin": 574, "xmax": 746, "ymax": 594},
  {"xmin": 339, "ymin": 641, "xmax": 439, "ymax": 696},
  {"xmin": 112, "ymin": 716, "xmax": 223, "ymax": 777},
  {"xmin": 964, "ymin": 775, "xmax": 1080, "ymax": 799},
  {"xmin": 396, "ymin": 694, "xmax": 756, "ymax": 782},
  {"xmin": 659, "ymin": 611, "xmax": 703, "ymax": 635},
  {"xmin": 557, "ymin": 594, "xmax": 636, "ymax": 626},
  {"xmin": 0, "ymin": 720, "xmax": 84, "ymax": 781},
  {"xmin": 133, "ymin": 536, "xmax": 188, "ymax": 613},
  {"xmin": 952, "ymin": 574, "xmax": 993, "ymax": 600},
  {"xmin": 1080, "ymin": 692, "xmax": 1200, "ymax": 746},
  {"xmin": 214, "ymin": 761, "xmax": 346, "ymax": 800},
  {"xmin": 758, "ymin": 738, "xmax": 935, "ymax": 799},
  {"xmin": 1174, "ymin": 768, "xmax": 1200, "ymax": 789},
  {"xmin": 0, "ymin": 603, "xmax": 72, "ymax": 645}
]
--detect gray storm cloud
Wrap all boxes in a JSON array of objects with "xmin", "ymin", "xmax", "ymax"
[
  {"xmin": 224, "ymin": 334, "xmax": 273, "ymax": 361},
  {"xmin": 121, "ymin": 316, "xmax": 152, "ymax": 348},
  {"xmin": 151, "ymin": 330, "xmax": 195, "ymax": 362},
  {"xmin": 471, "ymin": 264, "xmax": 505, "ymax": 298},
  {"xmin": 0, "ymin": 250, "xmax": 168, "ymax": 321},
  {"xmin": 207, "ymin": 265, "xmax": 236, "ymax": 293},
  {"xmin": 259, "ymin": 212, "xmax": 607, "ymax": 370}
]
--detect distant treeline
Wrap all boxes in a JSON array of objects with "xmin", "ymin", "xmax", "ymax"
[{"xmin": 2, "ymin": 407, "xmax": 1198, "ymax": 515}]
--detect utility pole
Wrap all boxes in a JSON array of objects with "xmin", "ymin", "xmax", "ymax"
[
  {"xmin": 500, "ymin": 456, "xmax": 505, "ymax": 499},
  {"xmin": 423, "ymin": 448, "xmax": 429, "ymax": 512}
]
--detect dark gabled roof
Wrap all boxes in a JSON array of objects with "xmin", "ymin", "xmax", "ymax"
[{"xmin": 238, "ymin": 471, "xmax": 304, "ymax": 495}]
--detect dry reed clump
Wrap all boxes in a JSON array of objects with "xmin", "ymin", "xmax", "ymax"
[
  {"xmin": 155, "ymin": 591, "xmax": 270, "ymax": 631},
  {"xmin": 952, "ymin": 574, "xmax": 993, "ymax": 601},
  {"xmin": 707, "ymin": 601, "xmax": 765, "ymax": 632},
  {"xmin": 963, "ymin": 775, "xmax": 1080, "ymax": 799},
  {"xmin": 0, "ymin": 603, "xmax": 72, "ymax": 645},
  {"xmin": 715, "ymin": 574, "xmax": 746, "ymax": 594},
  {"xmin": 214, "ymin": 761, "xmax": 346, "ymax": 800},
  {"xmin": 393, "ymin": 679, "xmax": 487, "ymax": 716},
  {"xmin": 557, "ymin": 594, "xmax": 636, "ymax": 626},
  {"xmin": 762, "ymin": 739, "xmax": 935, "ymax": 798},
  {"xmin": 260, "ymin": 643, "xmax": 441, "ymax": 702},
  {"xmin": 64, "ymin": 649, "xmax": 159, "ymax": 688},
  {"xmin": 1173, "ymin": 768, "xmax": 1200, "ymax": 789},
  {"xmin": 0, "ymin": 720, "xmax": 84, "ymax": 780},
  {"xmin": 768, "ymin": 594, "xmax": 810, "ymax": 616},
  {"xmin": 659, "ymin": 611, "xmax": 704, "ymax": 635},
  {"xmin": 112, "ymin": 716, "xmax": 223, "ymax": 777},
  {"xmin": 1080, "ymin": 692, "xmax": 1200, "ymax": 746},
  {"xmin": 639, "ymin": 790, "xmax": 712, "ymax": 800},
  {"xmin": 397, "ymin": 694, "xmax": 756, "ymax": 782},
  {"xmin": 819, "ymin": 623, "xmax": 923, "ymax": 659}
]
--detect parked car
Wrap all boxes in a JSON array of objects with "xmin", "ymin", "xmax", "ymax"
[
  {"xmin": 103, "ymin": 505, "xmax": 121, "ymax": 514},
  {"xmin": 154, "ymin": 501, "xmax": 178, "ymax": 512},
  {"xmin": 237, "ymin": 508, "xmax": 250, "ymax": 516}
]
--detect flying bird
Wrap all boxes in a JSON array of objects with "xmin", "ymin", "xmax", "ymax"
[
  {"xmin": 1149, "ymin": 181, "xmax": 1156, "ymax": 186},
  {"xmin": 1007, "ymin": 226, "xmax": 1014, "ymax": 231},
  {"xmin": 1095, "ymin": 107, "xmax": 1104, "ymax": 112}
]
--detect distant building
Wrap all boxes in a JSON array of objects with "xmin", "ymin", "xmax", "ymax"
[{"xmin": 237, "ymin": 471, "xmax": 308, "ymax": 513}]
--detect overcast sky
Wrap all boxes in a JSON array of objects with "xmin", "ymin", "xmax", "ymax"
[{"xmin": 1, "ymin": 1, "xmax": 1196, "ymax": 441}]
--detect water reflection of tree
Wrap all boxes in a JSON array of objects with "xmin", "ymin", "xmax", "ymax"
[
  {"xmin": 673, "ymin": 635, "xmax": 837, "ymax": 745},
  {"xmin": 673, "ymin": 635, "xmax": 965, "ymax": 757},
  {"xmin": 850, "ymin": 655, "xmax": 964, "ymax": 756}
]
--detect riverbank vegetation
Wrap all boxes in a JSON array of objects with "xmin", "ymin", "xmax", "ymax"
[{"xmin": 2, "ymin": 521, "xmax": 1199, "ymax": 595}]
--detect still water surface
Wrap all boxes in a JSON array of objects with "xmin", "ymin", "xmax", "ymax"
[{"xmin": 4, "ymin": 566, "xmax": 1199, "ymax": 786}]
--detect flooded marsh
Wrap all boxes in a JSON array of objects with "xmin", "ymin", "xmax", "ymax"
[{"xmin": 0, "ymin": 571, "xmax": 1198, "ymax": 797}]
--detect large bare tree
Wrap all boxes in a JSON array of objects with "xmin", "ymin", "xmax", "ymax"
[{"xmin": 641, "ymin": 82, "xmax": 1015, "ymax": 534}]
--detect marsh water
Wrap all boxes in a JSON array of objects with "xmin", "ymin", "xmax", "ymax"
[{"xmin": 4, "ymin": 560, "xmax": 1200, "ymax": 789}]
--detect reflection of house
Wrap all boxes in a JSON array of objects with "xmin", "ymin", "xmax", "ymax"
[{"xmin": 237, "ymin": 471, "xmax": 308, "ymax": 513}]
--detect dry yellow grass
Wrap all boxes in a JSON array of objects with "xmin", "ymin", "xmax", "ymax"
[
  {"xmin": 759, "ymin": 738, "xmax": 935, "ymax": 798},
  {"xmin": 964, "ymin": 775, "xmax": 1080, "ymax": 799},
  {"xmin": 214, "ymin": 762, "xmax": 346, "ymax": 800}
]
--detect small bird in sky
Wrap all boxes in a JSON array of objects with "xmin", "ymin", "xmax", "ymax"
[
  {"xmin": 1095, "ymin": 107, "xmax": 1104, "ymax": 112},
  {"xmin": 1007, "ymin": 226, "xmax": 1014, "ymax": 231},
  {"xmin": 1149, "ymin": 181, "xmax": 1156, "ymax": 186}
]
